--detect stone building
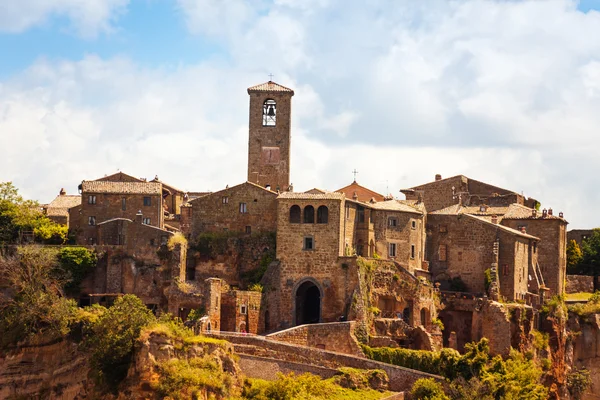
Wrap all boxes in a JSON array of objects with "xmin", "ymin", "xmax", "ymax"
[
  {"xmin": 70, "ymin": 180, "xmax": 165, "ymax": 245},
  {"xmin": 402, "ymin": 174, "xmax": 538, "ymax": 212},
  {"xmin": 247, "ymin": 81, "xmax": 294, "ymax": 192},
  {"xmin": 187, "ymin": 181, "xmax": 278, "ymax": 239},
  {"xmin": 43, "ymin": 188, "xmax": 81, "ymax": 225},
  {"xmin": 427, "ymin": 207, "xmax": 544, "ymax": 303}
]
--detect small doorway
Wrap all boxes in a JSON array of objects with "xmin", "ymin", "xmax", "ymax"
[{"xmin": 295, "ymin": 281, "xmax": 321, "ymax": 325}]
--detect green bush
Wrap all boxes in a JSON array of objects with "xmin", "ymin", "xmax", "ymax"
[
  {"xmin": 568, "ymin": 368, "xmax": 591, "ymax": 400},
  {"xmin": 411, "ymin": 378, "xmax": 449, "ymax": 400},
  {"xmin": 57, "ymin": 247, "xmax": 96, "ymax": 294},
  {"xmin": 86, "ymin": 295, "xmax": 156, "ymax": 387}
]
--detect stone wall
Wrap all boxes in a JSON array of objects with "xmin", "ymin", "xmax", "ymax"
[
  {"xmin": 189, "ymin": 182, "xmax": 277, "ymax": 238},
  {"xmin": 208, "ymin": 332, "xmax": 442, "ymax": 392},
  {"xmin": 266, "ymin": 321, "xmax": 363, "ymax": 356},
  {"xmin": 567, "ymin": 275, "xmax": 594, "ymax": 293},
  {"xmin": 221, "ymin": 290, "xmax": 262, "ymax": 334},
  {"xmin": 238, "ymin": 354, "xmax": 339, "ymax": 380}
]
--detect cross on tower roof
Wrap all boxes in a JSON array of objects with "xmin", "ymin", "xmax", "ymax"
[
  {"xmin": 352, "ymin": 169, "xmax": 359, "ymax": 182},
  {"xmin": 268, "ymin": 73, "xmax": 274, "ymax": 81}
]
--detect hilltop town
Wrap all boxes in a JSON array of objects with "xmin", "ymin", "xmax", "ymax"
[{"xmin": 2, "ymin": 81, "xmax": 600, "ymax": 399}]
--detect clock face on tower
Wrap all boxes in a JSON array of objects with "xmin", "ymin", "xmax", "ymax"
[{"xmin": 261, "ymin": 146, "xmax": 280, "ymax": 165}]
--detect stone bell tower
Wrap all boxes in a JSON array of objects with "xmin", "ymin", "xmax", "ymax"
[{"xmin": 247, "ymin": 80, "xmax": 294, "ymax": 192}]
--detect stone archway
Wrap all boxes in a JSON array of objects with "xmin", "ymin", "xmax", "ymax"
[{"xmin": 295, "ymin": 280, "xmax": 321, "ymax": 325}]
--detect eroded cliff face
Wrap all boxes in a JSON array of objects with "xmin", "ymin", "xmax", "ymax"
[
  {"xmin": 568, "ymin": 313, "xmax": 600, "ymax": 400},
  {"xmin": 0, "ymin": 333, "xmax": 242, "ymax": 400},
  {"xmin": 0, "ymin": 339, "xmax": 89, "ymax": 399}
]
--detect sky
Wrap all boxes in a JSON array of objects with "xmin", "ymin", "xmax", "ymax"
[{"xmin": 0, "ymin": 0, "xmax": 599, "ymax": 229}]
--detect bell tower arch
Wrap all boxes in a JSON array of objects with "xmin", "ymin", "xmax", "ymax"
[{"xmin": 247, "ymin": 81, "xmax": 294, "ymax": 192}]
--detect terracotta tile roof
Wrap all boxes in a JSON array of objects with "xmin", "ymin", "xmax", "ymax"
[
  {"xmin": 95, "ymin": 171, "xmax": 144, "ymax": 182},
  {"xmin": 277, "ymin": 192, "xmax": 345, "ymax": 200},
  {"xmin": 304, "ymin": 188, "xmax": 328, "ymax": 194},
  {"xmin": 336, "ymin": 181, "xmax": 386, "ymax": 203},
  {"xmin": 368, "ymin": 200, "xmax": 424, "ymax": 214},
  {"xmin": 247, "ymin": 81, "xmax": 295, "ymax": 94},
  {"xmin": 431, "ymin": 204, "xmax": 510, "ymax": 218},
  {"xmin": 465, "ymin": 214, "xmax": 540, "ymax": 240},
  {"xmin": 45, "ymin": 195, "xmax": 81, "ymax": 217},
  {"xmin": 188, "ymin": 181, "xmax": 276, "ymax": 204},
  {"xmin": 150, "ymin": 176, "xmax": 184, "ymax": 193},
  {"xmin": 81, "ymin": 181, "xmax": 162, "ymax": 195},
  {"xmin": 503, "ymin": 203, "xmax": 567, "ymax": 222}
]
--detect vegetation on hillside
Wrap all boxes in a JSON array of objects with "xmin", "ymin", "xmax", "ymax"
[
  {"xmin": 364, "ymin": 338, "xmax": 549, "ymax": 400},
  {"xmin": 0, "ymin": 181, "xmax": 68, "ymax": 244}
]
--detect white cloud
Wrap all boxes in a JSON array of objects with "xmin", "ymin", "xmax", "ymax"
[
  {"xmin": 1, "ymin": 0, "xmax": 600, "ymax": 229},
  {"xmin": 0, "ymin": 0, "xmax": 129, "ymax": 37}
]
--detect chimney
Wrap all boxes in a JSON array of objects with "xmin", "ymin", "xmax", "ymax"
[
  {"xmin": 542, "ymin": 208, "xmax": 548, "ymax": 218},
  {"xmin": 59, "ymin": 188, "xmax": 66, "ymax": 196},
  {"xmin": 136, "ymin": 210, "xmax": 143, "ymax": 224},
  {"xmin": 559, "ymin": 211, "xmax": 564, "ymax": 218},
  {"xmin": 532, "ymin": 209, "xmax": 537, "ymax": 218},
  {"xmin": 435, "ymin": 174, "xmax": 442, "ymax": 181},
  {"xmin": 491, "ymin": 215, "xmax": 498, "ymax": 224},
  {"xmin": 548, "ymin": 208, "xmax": 553, "ymax": 216}
]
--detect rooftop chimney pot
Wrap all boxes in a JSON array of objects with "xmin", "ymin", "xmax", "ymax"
[
  {"xmin": 548, "ymin": 208, "xmax": 553, "ymax": 216},
  {"xmin": 435, "ymin": 174, "xmax": 442, "ymax": 181}
]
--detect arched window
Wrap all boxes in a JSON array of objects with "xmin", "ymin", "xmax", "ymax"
[
  {"xmin": 317, "ymin": 206, "xmax": 328, "ymax": 223},
  {"xmin": 290, "ymin": 205, "xmax": 301, "ymax": 223},
  {"xmin": 303, "ymin": 205, "xmax": 315, "ymax": 223},
  {"xmin": 263, "ymin": 99, "xmax": 276, "ymax": 126}
]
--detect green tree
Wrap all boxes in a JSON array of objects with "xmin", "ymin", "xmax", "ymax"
[
  {"xmin": 411, "ymin": 378, "xmax": 449, "ymax": 400},
  {"xmin": 567, "ymin": 239, "xmax": 584, "ymax": 273},
  {"xmin": 581, "ymin": 229, "xmax": 600, "ymax": 276},
  {"xmin": 0, "ymin": 181, "xmax": 67, "ymax": 244},
  {"xmin": 0, "ymin": 246, "xmax": 77, "ymax": 348},
  {"xmin": 86, "ymin": 294, "xmax": 156, "ymax": 387}
]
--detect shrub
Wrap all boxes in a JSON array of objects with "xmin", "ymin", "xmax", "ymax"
[
  {"xmin": 248, "ymin": 283, "xmax": 263, "ymax": 293},
  {"xmin": 187, "ymin": 307, "xmax": 206, "ymax": 322},
  {"xmin": 57, "ymin": 247, "xmax": 96, "ymax": 294},
  {"xmin": 167, "ymin": 232, "xmax": 188, "ymax": 250},
  {"xmin": 411, "ymin": 378, "xmax": 449, "ymax": 400},
  {"xmin": 86, "ymin": 295, "xmax": 156, "ymax": 387},
  {"xmin": 568, "ymin": 368, "xmax": 591, "ymax": 400}
]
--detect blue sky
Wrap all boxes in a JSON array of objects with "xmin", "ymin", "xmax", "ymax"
[{"xmin": 1, "ymin": 0, "xmax": 600, "ymax": 228}]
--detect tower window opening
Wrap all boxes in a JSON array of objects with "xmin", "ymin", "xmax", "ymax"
[{"xmin": 263, "ymin": 99, "xmax": 277, "ymax": 126}]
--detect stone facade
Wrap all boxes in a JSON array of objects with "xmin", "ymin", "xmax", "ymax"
[
  {"xmin": 566, "ymin": 275, "xmax": 594, "ymax": 293},
  {"xmin": 568, "ymin": 229, "xmax": 594, "ymax": 245},
  {"xmin": 427, "ymin": 212, "xmax": 542, "ymax": 302},
  {"xmin": 188, "ymin": 181, "xmax": 277, "ymax": 238},
  {"xmin": 247, "ymin": 81, "xmax": 294, "ymax": 192},
  {"xmin": 266, "ymin": 321, "xmax": 363, "ymax": 355},
  {"xmin": 70, "ymin": 180, "xmax": 164, "ymax": 245},
  {"xmin": 221, "ymin": 290, "xmax": 262, "ymax": 334}
]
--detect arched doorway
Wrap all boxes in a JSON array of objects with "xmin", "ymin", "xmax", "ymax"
[{"xmin": 295, "ymin": 280, "xmax": 321, "ymax": 325}]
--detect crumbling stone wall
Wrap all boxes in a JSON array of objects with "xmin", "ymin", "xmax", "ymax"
[
  {"xmin": 266, "ymin": 321, "xmax": 363, "ymax": 356},
  {"xmin": 567, "ymin": 275, "xmax": 594, "ymax": 293},
  {"xmin": 221, "ymin": 290, "xmax": 262, "ymax": 334}
]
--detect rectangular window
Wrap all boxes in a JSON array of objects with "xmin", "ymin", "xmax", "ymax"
[
  {"xmin": 388, "ymin": 218, "xmax": 397, "ymax": 227},
  {"xmin": 88, "ymin": 195, "xmax": 96, "ymax": 205},
  {"xmin": 389, "ymin": 243, "xmax": 397, "ymax": 257},
  {"xmin": 222, "ymin": 196, "xmax": 229, "ymax": 204},
  {"xmin": 458, "ymin": 251, "xmax": 463, "ymax": 261},
  {"xmin": 411, "ymin": 220, "xmax": 417, "ymax": 229},
  {"xmin": 239, "ymin": 203, "xmax": 247, "ymax": 213},
  {"xmin": 150, "ymin": 239, "xmax": 155, "ymax": 246},
  {"xmin": 357, "ymin": 206, "xmax": 365, "ymax": 223},
  {"xmin": 304, "ymin": 236, "xmax": 314, "ymax": 250},
  {"xmin": 240, "ymin": 305, "xmax": 247, "ymax": 315},
  {"xmin": 345, "ymin": 206, "xmax": 350, "ymax": 219},
  {"xmin": 88, "ymin": 216, "xmax": 96, "ymax": 226},
  {"xmin": 143, "ymin": 196, "xmax": 151, "ymax": 206},
  {"xmin": 411, "ymin": 245, "xmax": 415, "ymax": 259},
  {"xmin": 121, "ymin": 197, "xmax": 126, "ymax": 211},
  {"xmin": 438, "ymin": 244, "xmax": 447, "ymax": 261},
  {"xmin": 143, "ymin": 217, "xmax": 151, "ymax": 225},
  {"xmin": 245, "ymin": 225, "xmax": 252, "ymax": 234},
  {"xmin": 161, "ymin": 235, "xmax": 168, "ymax": 245}
]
